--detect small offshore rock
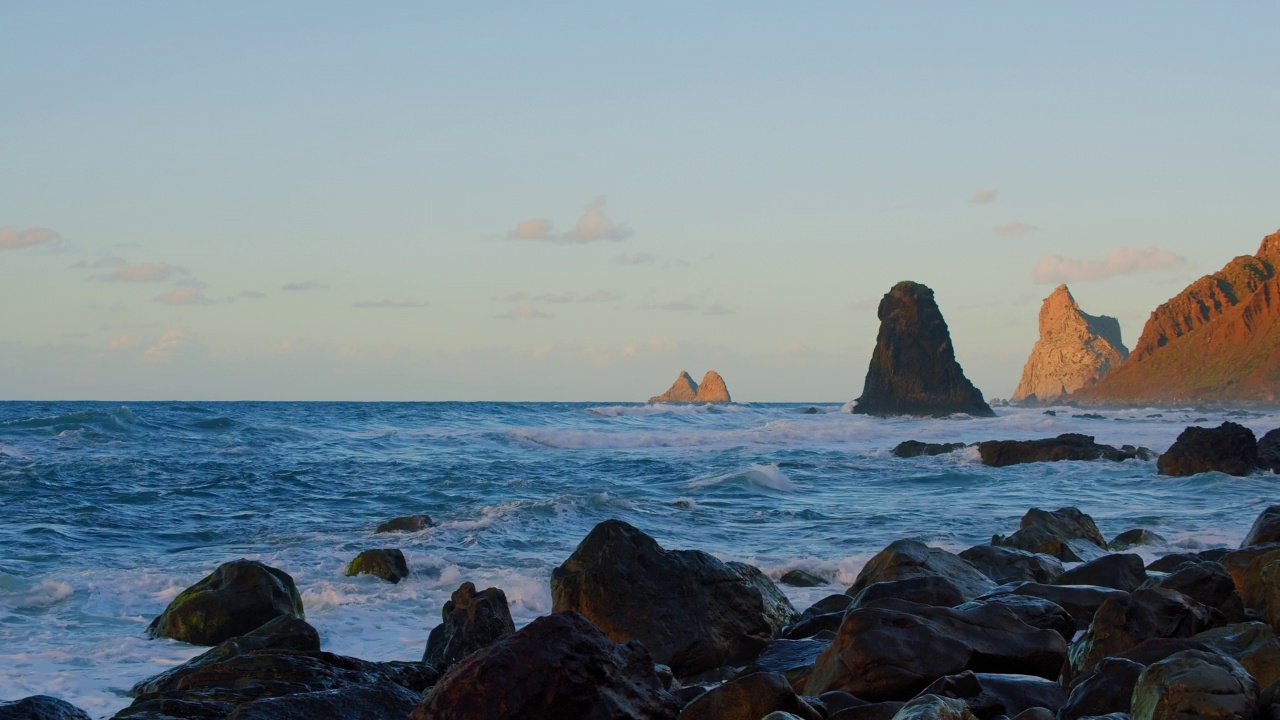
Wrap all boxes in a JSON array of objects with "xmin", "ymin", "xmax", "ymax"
[
  {"xmin": 423, "ymin": 582, "xmax": 515, "ymax": 672},
  {"xmin": 780, "ymin": 569, "xmax": 828, "ymax": 588},
  {"xmin": 375, "ymin": 515, "xmax": 434, "ymax": 533},
  {"xmin": 892, "ymin": 441, "xmax": 967, "ymax": 458},
  {"xmin": 1157, "ymin": 421, "xmax": 1259, "ymax": 477},
  {"xmin": 346, "ymin": 549, "xmax": 409, "ymax": 583},
  {"xmin": 977, "ymin": 434, "xmax": 1152, "ymax": 467},
  {"xmin": 146, "ymin": 559, "xmax": 305, "ymax": 646},
  {"xmin": 0, "ymin": 696, "xmax": 92, "ymax": 720},
  {"xmin": 1109, "ymin": 529, "xmax": 1168, "ymax": 551}
]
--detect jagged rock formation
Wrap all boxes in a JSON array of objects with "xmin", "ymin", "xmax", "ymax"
[
  {"xmin": 648, "ymin": 370, "xmax": 732, "ymax": 403},
  {"xmin": 1012, "ymin": 285, "xmax": 1128, "ymax": 403},
  {"xmin": 852, "ymin": 281, "xmax": 994, "ymax": 417},
  {"xmin": 1083, "ymin": 230, "xmax": 1280, "ymax": 405}
]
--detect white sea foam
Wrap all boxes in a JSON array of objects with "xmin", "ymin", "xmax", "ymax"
[
  {"xmin": 686, "ymin": 463, "xmax": 798, "ymax": 492},
  {"xmin": 588, "ymin": 403, "xmax": 748, "ymax": 417}
]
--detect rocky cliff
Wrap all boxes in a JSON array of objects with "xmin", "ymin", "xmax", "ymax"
[
  {"xmin": 649, "ymin": 370, "xmax": 732, "ymax": 403},
  {"xmin": 852, "ymin": 281, "xmax": 994, "ymax": 418},
  {"xmin": 1082, "ymin": 229, "xmax": 1280, "ymax": 405},
  {"xmin": 1011, "ymin": 285, "xmax": 1128, "ymax": 404}
]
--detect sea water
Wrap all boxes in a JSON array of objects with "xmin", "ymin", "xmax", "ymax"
[{"xmin": 1, "ymin": 401, "xmax": 1278, "ymax": 716}]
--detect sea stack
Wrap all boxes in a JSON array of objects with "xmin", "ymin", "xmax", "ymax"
[
  {"xmin": 852, "ymin": 281, "xmax": 994, "ymax": 418},
  {"xmin": 1011, "ymin": 284, "xmax": 1128, "ymax": 404},
  {"xmin": 649, "ymin": 370, "xmax": 732, "ymax": 403}
]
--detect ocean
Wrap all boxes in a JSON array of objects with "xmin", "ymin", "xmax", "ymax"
[{"xmin": 1, "ymin": 400, "xmax": 1277, "ymax": 716}]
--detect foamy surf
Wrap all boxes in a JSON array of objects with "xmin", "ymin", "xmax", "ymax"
[{"xmin": 685, "ymin": 463, "xmax": 799, "ymax": 492}]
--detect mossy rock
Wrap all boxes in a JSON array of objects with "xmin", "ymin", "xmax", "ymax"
[
  {"xmin": 347, "ymin": 549, "xmax": 410, "ymax": 583},
  {"xmin": 146, "ymin": 559, "xmax": 304, "ymax": 646}
]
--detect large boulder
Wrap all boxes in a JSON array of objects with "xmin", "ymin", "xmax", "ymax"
[
  {"xmin": 423, "ymin": 582, "xmax": 515, "ymax": 672},
  {"xmin": 1258, "ymin": 429, "xmax": 1280, "ymax": 472},
  {"xmin": 1058, "ymin": 658, "xmax": 1145, "ymax": 720},
  {"xmin": 958, "ymin": 546, "xmax": 1063, "ymax": 585},
  {"xmin": 976, "ymin": 435, "xmax": 1152, "ymax": 467},
  {"xmin": 550, "ymin": 519, "xmax": 797, "ymax": 677},
  {"xmin": 1055, "ymin": 554, "xmax": 1147, "ymax": 592},
  {"xmin": 1011, "ymin": 284, "xmax": 1129, "ymax": 404},
  {"xmin": 676, "ymin": 672, "xmax": 822, "ymax": 720},
  {"xmin": 1064, "ymin": 588, "xmax": 1219, "ymax": 685},
  {"xmin": 741, "ymin": 638, "xmax": 832, "ymax": 691},
  {"xmin": 146, "ymin": 560, "xmax": 305, "ymax": 646},
  {"xmin": 0, "ymin": 697, "xmax": 92, "ymax": 720},
  {"xmin": 851, "ymin": 281, "xmax": 995, "ymax": 418},
  {"xmin": 887, "ymin": 695, "xmax": 976, "ymax": 720},
  {"xmin": 1221, "ymin": 544, "xmax": 1280, "ymax": 631},
  {"xmin": 802, "ymin": 599, "xmax": 1067, "ymax": 702},
  {"xmin": 914, "ymin": 671, "xmax": 1067, "ymax": 718},
  {"xmin": 955, "ymin": 594, "xmax": 1076, "ymax": 642},
  {"xmin": 850, "ymin": 576, "xmax": 965, "ymax": 609},
  {"xmin": 1141, "ymin": 561, "xmax": 1246, "ymax": 622},
  {"xmin": 410, "ymin": 612, "xmax": 679, "ymax": 720},
  {"xmin": 345, "ymin": 549, "xmax": 409, "ymax": 583},
  {"xmin": 992, "ymin": 508, "xmax": 1107, "ymax": 563},
  {"xmin": 1194, "ymin": 622, "xmax": 1280, "ymax": 690},
  {"xmin": 223, "ymin": 682, "xmax": 421, "ymax": 720},
  {"xmin": 847, "ymin": 540, "xmax": 995, "ymax": 601},
  {"xmin": 1130, "ymin": 650, "xmax": 1258, "ymax": 720},
  {"xmin": 1156, "ymin": 422, "xmax": 1259, "ymax": 476},
  {"xmin": 981, "ymin": 582, "xmax": 1128, "ymax": 632},
  {"xmin": 1243, "ymin": 505, "xmax": 1280, "ymax": 547}
]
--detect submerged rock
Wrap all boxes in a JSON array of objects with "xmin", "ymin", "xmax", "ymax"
[
  {"xmin": 851, "ymin": 281, "xmax": 994, "ymax": 418},
  {"xmin": 375, "ymin": 515, "xmax": 433, "ymax": 533},
  {"xmin": 1012, "ymin": 284, "xmax": 1129, "ymax": 404},
  {"xmin": 1109, "ymin": 529, "xmax": 1168, "ymax": 551},
  {"xmin": 423, "ymin": 582, "xmax": 515, "ymax": 672},
  {"xmin": 551, "ymin": 519, "xmax": 797, "ymax": 677},
  {"xmin": 779, "ymin": 569, "xmax": 828, "ymax": 588},
  {"xmin": 976, "ymin": 434, "xmax": 1153, "ymax": 467},
  {"xmin": 892, "ymin": 441, "xmax": 967, "ymax": 458},
  {"xmin": 146, "ymin": 560, "xmax": 305, "ymax": 646},
  {"xmin": 1156, "ymin": 421, "xmax": 1259, "ymax": 476},
  {"xmin": 345, "ymin": 549, "xmax": 409, "ymax": 583}
]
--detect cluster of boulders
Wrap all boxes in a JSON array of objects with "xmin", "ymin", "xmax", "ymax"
[
  {"xmin": 13, "ymin": 505, "xmax": 1280, "ymax": 720},
  {"xmin": 893, "ymin": 421, "xmax": 1280, "ymax": 478}
]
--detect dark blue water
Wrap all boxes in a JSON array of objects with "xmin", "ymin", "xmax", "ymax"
[{"xmin": 1, "ymin": 401, "xmax": 1277, "ymax": 716}]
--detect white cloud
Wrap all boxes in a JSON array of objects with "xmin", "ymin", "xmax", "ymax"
[
  {"xmin": 969, "ymin": 189, "xmax": 998, "ymax": 204},
  {"xmin": 139, "ymin": 329, "xmax": 191, "ymax": 364},
  {"xmin": 1032, "ymin": 245, "xmax": 1188, "ymax": 284},
  {"xmin": 155, "ymin": 286, "xmax": 214, "ymax": 306},
  {"xmin": 612, "ymin": 252, "xmax": 658, "ymax": 266},
  {"xmin": 282, "ymin": 280, "xmax": 324, "ymax": 292},
  {"xmin": 0, "ymin": 226, "xmax": 58, "ymax": 250},
  {"xmin": 993, "ymin": 221, "xmax": 1038, "ymax": 236},
  {"xmin": 91, "ymin": 259, "xmax": 185, "ymax": 283},
  {"xmin": 506, "ymin": 218, "xmax": 555, "ymax": 241},
  {"xmin": 505, "ymin": 197, "xmax": 632, "ymax": 244},
  {"xmin": 497, "ymin": 305, "xmax": 553, "ymax": 320},
  {"xmin": 353, "ymin": 299, "xmax": 431, "ymax": 308}
]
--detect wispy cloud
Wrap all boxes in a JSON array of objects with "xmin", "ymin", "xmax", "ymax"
[
  {"xmin": 497, "ymin": 305, "xmax": 553, "ymax": 320},
  {"xmin": 90, "ymin": 258, "xmax": 185, "ymax": 283},
  {"xmin": 0, "ymin": 226, "xmax": 59, "ymax": 250},
  {"xmin": 1033, "ymin": 246, "xmax": 1188, "ymax": 284},
  {"xmin": 282, "ymin": 280, "xmax": 324, "ymax": 292},
  {"xmin": 612, "ymin": 252, "xmax": 658, "ymax": 266},
  {"xmin": 506, "ymin": 197, "xmax": 632, "ymax": 244},
  {"xmin": 139, "ymin": 329, "xmax": 191, "ymax": 364},
  {"xmin": 155, "ymin": 286, "xmax": 214, "ymax": 306},
  {"xmin": 353, "ymin": 299, "xmax": 431, "ymax": 308},
  {"xmin": 506, "ymin": 218, "xmax": 554, "ymax": 241},
  {"xmin": 969, "ymin": 189, "xmax": 998, "ymax": 204},
  {"xmin": 993, "ymin": 221, "xmax": 1038, "ymax": 237}
]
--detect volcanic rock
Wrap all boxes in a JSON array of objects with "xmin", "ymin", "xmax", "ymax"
[
  {"xmin": 423, "ymin": 582, "xmax": 516, "ymax": 672},
  {"xmin": 1012, "ymin": 285, "xmax": 1128, "ymax": 404},
  {"xmin": 146, "ymin": 560, "xmax": 305, "ymax": 646},
  {"xmin": 1156, "ymin": 421, "xmax": 1259, "ymax": 476},
  {"xmin": 550, "ymin": 519, "xmax": 797, "ymax": 677},
  {"xmin": 976, "ymin": 434, "xmax": 1152, "ymax": 467},
  {"xmin": 649, "ymin": 371, "xmax": 732, "ymax": 403},
  {"xmin": 852, "ymin": 281, "xmax": 994, "ymax": 418}
]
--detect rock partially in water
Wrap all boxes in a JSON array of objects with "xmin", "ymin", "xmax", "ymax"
[
  {"xmin": 851, "ymin": 281, "xmax": 994, "ymax": 419},
  {"xmin": 345, "ymin": 549, "xmax": 409, "ymax": 584},
  {"xmin": 1130, "ymin": 650, "xmax": 1258, "ymax": 720},
  {"xmin": 977, "ymin": 435, "xmax": 1153, "ymax": 467},
  {"xmin": 779, "ymin": 569, "xmax": 828, "ymax": 588},
  {"xmin": 0, "ymin": 696, "xmax": 92, "ymax": 720},
  {"xmin": 1156, "ymin": 421, "xmax": 1259, "ymax": 477},
  {"xmin": 551, "ymin": 519, "xmax": 797, "ymax": 677},
  {"xmin": 423, "ymin": 582, "xmax": 515, "ymax": 673},
  {"xmin": 992, "ymin": 507, "xmax": 1107, "ymax": 562},
  {"xmin": 649, "ymin": 371, "xmax": 732, "ymax": 403},
  {"xmin": 375, "ymin": 515, "xmax": 433, "ymax": 533},
  {"xmin": 892, "ymin": 441, "xmax": 967, "ymax": 458},
  {"xmin": 146, "ymin": 560, "xmax": 305, "ymax": 646},
  {"xmin": 1109, "ymin": 529, "xmax": 1168, "ymax": 551},
  {"xmin": 410, "ymin": 612, "xmax": 679, "ymax": 720},
  {"xmin": 1258, "ymin": 429, "xmax": 1280, "ymax": 472},
  {"xmin": 847, "ymin": 540, "xmax": 995, "ymax": 602}
]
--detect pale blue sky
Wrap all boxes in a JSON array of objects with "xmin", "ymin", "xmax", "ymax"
[{"xmin": 2, "ymin": 2, "xmax": 1277, "ymax": 400}]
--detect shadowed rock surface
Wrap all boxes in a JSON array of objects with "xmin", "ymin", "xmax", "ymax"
[
  {"xmin": 676, "ymin": 672, "xmax": 822, "ymax": 720},
  {"xmin": 958, "ymin": 546, "xmax": 1064, "ymax": 585},
  {"xmin": 1130, "ymin": 650, "xmax": 1258, "ymax": 720},
  {"xmin": 1055, "ymin": 554, "xmax": 1147, "ymax": 592},
  {"xmin": 852, "ymin": 282, "xmax": 994, "ymax": 418},
  {"xmin": 1012, "ymin": 285, "xmax": 1128, "ymax": 404},
  {"xmin": 849, "ymin": 576, "xmax": 965, "ymax": 609},
  {"xmin": 981, "ymin": 583, "xmax": 1129, "ymax": 632},
  {"xmin": 977, "ymin": 435, "xmax": 1152, "ymax": 467},
  {"xmin": 146, "ymin": 560, "xmax": 305, "ymax": 646},
  {"xmin": 1157, "ymin": 421, "xmax": 1259, "ymax": 476},
  {"xmin": 847, "ymin": 540, "xmax": 995, "ymax": 601},
  {"xmin": 422, "ymin": 582, "xmax": 515, "ymax": 672},
  {"xmin": 1243, "ymin": 505, "xmax": 1280, "ymax": 547},
  {"xmin": 1059, "ymin": 658, "xmax": 1145, "ymax": 720},
  {"xmin": 892, "ymin": 441, "xmax": 967, "ymax": 458},
  {"xmin": 0, "ymin": 697, "xmax": 92, "ymax": 720},
  {"xmin": 223, "ymin": 682, "xmax": 420, "ymax": 720},
  {"xmin": 991, "ymin": 507, "xmax": 1107, "ymax": 562}
]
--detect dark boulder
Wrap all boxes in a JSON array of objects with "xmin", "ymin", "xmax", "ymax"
[
  {"xmin": 980, "ymin": 582, "xmax": 1128, "ymax": 632},
  {"xmin": 829, "ymin": 702, "xmax": 905, "ymax": 720},
  {"xmin": 676, "ymin": 672, "xmax": 822, "ymax": 720},
  {"xmin": 422, "ymin": 582, "xmax": 515, "ymax": 672},
  {"xmin": 1141, "ymin": 561, "xmax": 1246, "ymax": 622},
  {"xmin": 1146, "ymin": 549, "xmax": 1228, "ymax": 573},
  {"xmin": 550, "ymin": 519, "xmax": 797, "ymax": 677},
  {"xmin": 739, "ymin": 638, "xmax": 832, "ymax": 692},
  {"xmin": 915, "ymin": 671, "xmax": 1066, "ymax": 719},
  {"xmin": 850, "ymin": 281, "xmax": 994, "ymax": 419},
  {"xmin": 1109, "ymin": 530, "xmax": 1168, "ymax": 551},
  {"xmin": 893, "ymin": 441, "xmax": 967, "ymax": 458},
  {"xmin": 1059, "ymin": 658, "xmax": 1145, "ymax": 720},
  {"xmin": 992, "ymin": 508, "xmax": 1107, "ymax": 562},
  {"xmin": 976, "ymin": 435, "xmax": 1152, "ymax": 468},
  {"xmin": 1114, "ymin": 637, "xmax": 1215, "ymax": 667},
  {"xmin": 1243, "ymin": 505, "xmax": 1280, "ymax": 547},
  {"xmin": 223, "ymin": 682, "xmax": 420, "ymax": 720},
  {"xmin": 802, "ymin": 599, "xmax": 1067, "ymax": 702},
  {"xmin": 958, "ymin": 546, "xmax": 1063, "ymax": 585},
  {"xmin": 1221, "ymin": 544, "xmax": 1280, "ymax": 631},
  {"xmin": 1055, "ymin": 554, "xmax": 1147, "ymax": 592},
  {"xmin": 847, "ymin": 540, "xmax": 995, "ymax": 601},
  {"xmin": 888, "ymin": 695, "xmax": 977, "ymax": 720},
  {"xmin": 375, "ymin": 515, "xmax": 433, "ymax": 533},
  {"xmin": 1156, "ymin": 422, "xmax": 1258, "ymax": 477},
  {"xmin": 850, "ymin": 576, "xmax": 964, "ymax": 609},
  {"xmin": 800, "ymin": 594, "xmax": 855, "ymax": 621},
  {"xmin": 783, "ymin": 595, "xmax": 854, "ymax": 640},
  {"xmin": 409, "ymin": 611, "xmax": 679, "ymax": 720},
  {"xmin": 1130, "ymin": 650, "xmax": 1258, "ymax": 720},
  {"xmin": 955, "ymin": 594, "xmax": 1075, "ymax": 642},
  {"xmin": 780, "ymin": 569, "xmax": 828, "ymax": 588},
  {"xmin": 1259, "ymin": 429, "xmax": 1280, "ymax": 472},
  {"xmin": 1194, "ymin": 622, "xmax": 1280, "ymax": 690},
  {"xmin": 345, "ymin": 549, "xmax": 409, "ymax": 584},
  {"xmin": 0, "ymin": 697, "xmax": 92, "ymax": 720},
  {"xmin": 146, "ymin": 560, "xmax": 305, "ymax": 646}
]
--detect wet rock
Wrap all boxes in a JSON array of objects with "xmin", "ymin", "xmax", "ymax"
[
  {"xmin": 422, "ymin": 582, "xmax": 515, "ymax": 672},
  {"xmin": 223, "ymin": 682, "xmax": 420, "ymax": 720},
  {"xmin": 992, "ymin": 508, "xmax": 1107, "ymax": 562},
  {"xmin": 981, "ymin": 582, "xmax": 1128, "ymax": 632},
  {"xmin": 850, "ymin": 576, "xmax": 965, "ymax": 609},
  {"xmin": 131, "ymin": 615, "xmax": 321, "ymax": 696},
  {"xmin": 801, "ymin": 594, "xmax": 855, "ymax": 620},
  {"xmin": 1010, "ymin": 709, "xmax": 1055, "ymax": 720},
  {"xmin": 410, "ymin": 612, "xmax": 679, "ymax": 720},
  {"xmin": 916, "ymin": 671, "xmax": 1066, "ymax": 719},
  {"xmin": 1244, "ymin": 505, "xmax": 1280, "ymax": 547},
  {"xmin": 851, "ymin": 281, "xmax": 994, "ymax": 418},
  {"xmin": 802, "ymin": 599, "xmax": 1067, "ymax": 702},
  {"xmin": 1221, "ymin": 544, "xmax": 1280, "ymax": 631},
  {"xmin": 1156, "ymin": 422, "xmax": 1259, "ymax": 477},
  {"xmin": 1146, "ymin": 549, "xmax": 1228, "ymax": 573},
  {"xmin": 831, "ymin": 702, "xmax": 906, "ymax": 720},
  {"xmin": 374, "ymin": 515, "xmax": 433, "ymax": 533},
  {"xmin": 740, "ymin": 638, "xmax": 832, "ymax": 692},
  {"xmin": 1055, "ymin": 554, "xmax": 1147, "ymax": 592},
  {"xmin": 847, "ymin": 540, "xmax": 995, "ymax": 602},
  {"xmin": 802, "ymin": 407, "xmax": 821, "ymax": 414},
  {"xmin": 976, "ymin": 435, "xmax": 1152, "ymax": 467},
  {"xmin": 1109, "ymin": 530, "xmax": 1167, "ymax": 551},
  {"xmin": 1259, "ymin": 430, "xmax": 1280, "ymax": 472},
  {"xmin": 1130, "ymin": 650, "xmax": 1258, "ymax": 720},
  {"xmin": 1194, "ymin": 622, "xmax": 1280, "ymax": 690},
  {"xmin": 551, "ymin": 519, "xmax": 797, "ymax": 677},
  {"xmin": 893, "ymin": 441, "xmax": 967, "ymax": 458},
  {"xmin": 780, "ymin": 569, "xmax": 828, "ymax": 588},
  {"xmin": 0, "ymin": 696, "xmax": 92, "ymax": 720},
  {"xmin": 677, "ymin": 672, "xmax": 822, "ymax": 720},
  {"xmin": 1064, "ymin": 588, "xmax": 1219, "ymax": 685},
  {"xmin": 147, "ymin": 560, "xmax": 305, "ymax": 646},
  {"xmin": 955, "ymin": 594, "xmax": 1076, "ymax": 642},
  {"xmin": 889, "ymin": 695, "xmax": 976, "ymax": 720},
  {"xmin": 1141, "ymin": 561, "xmax": 1246, "ymax": 622},
  {"xmin": 1113, "ymin": 638, "xmax": 1215, "ymax": 666},
  {"xmin": 345, "ymin": 549, "xmax": 408, "ymax": 583},
  {"xmin": 782, "ymin": 613, "xmax": 845, "ymax": 641},
  {"xmin": 1059, "ymin": 658, "xmax": 1145, "ymax": 720},
  {"xmin": 958, "ymin": 546, "xmax": 1063, "ymax": 585},
  {"xmin": 821, "ymin": 692, "xmax": 868, "ymax": 715}
]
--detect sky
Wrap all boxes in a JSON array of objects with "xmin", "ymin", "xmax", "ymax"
[{"xmin": 2, "ymin": 2, "xmax": 1278, "ymax": 401}]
